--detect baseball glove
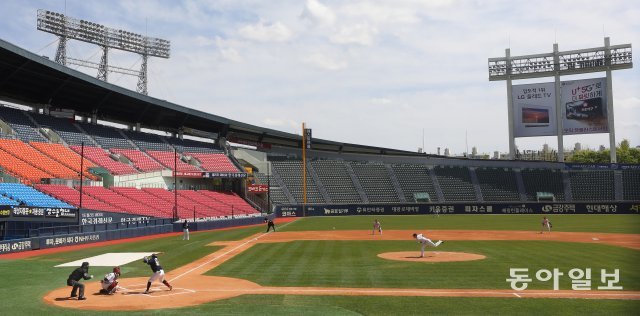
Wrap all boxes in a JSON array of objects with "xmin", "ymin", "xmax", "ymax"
[{"xmin": 143, "ymin": 256, "xmax": 150, "ymax": 263}]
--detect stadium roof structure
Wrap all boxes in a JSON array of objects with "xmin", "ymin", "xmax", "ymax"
[{"xmin": 0, "ymin": 38, "xmax": 421, "ymax": 156}]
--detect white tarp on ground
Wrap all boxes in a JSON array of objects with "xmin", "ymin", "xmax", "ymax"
[{"xmin": 55, "ymin": 252, "xmax": 158, "ymax": 267}]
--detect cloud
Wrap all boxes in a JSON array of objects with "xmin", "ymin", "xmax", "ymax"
[
  {"xmin": 302, "ymin": 53, "xmax": 348, "ymax": 70},
  {"xmin": 214, "ymin": 37, "xmax": 243, "ymax": 63},
  {"xmin": 301, "ymin": 0, "xmax": 336, "ymax": 26},
  {"xmin": 370, "ymin": 97, "xmax": 392, "ymax": 105},
  {"xmin": 330, "ymin": 23, "xmax": 378, "ymax": 46},
  {"xmin": 238, "ymin": 20, "xmax": 293, "ymax": 43}
]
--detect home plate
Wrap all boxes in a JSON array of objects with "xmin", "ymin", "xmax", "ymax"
[
  {"xmin": 55, "ymin": 252, "xmax": 158, "ymax": 267},
  {"xmin": 592, "ymin": 238, "xmax": 600, "ymax": 241}
]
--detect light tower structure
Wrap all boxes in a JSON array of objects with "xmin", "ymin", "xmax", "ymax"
[{"xmin": 37, "ymin": 9, "xmax": 170, "ymax": 95}]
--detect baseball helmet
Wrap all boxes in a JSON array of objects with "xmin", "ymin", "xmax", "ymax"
[{"xmin": 113, "ymin": 266, "xmax": 121, "ymax": 275}]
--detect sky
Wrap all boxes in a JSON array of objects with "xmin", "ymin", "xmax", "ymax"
[{"xmin": 0, "ymin": 0, "xmax": 638, "ymax": 155}]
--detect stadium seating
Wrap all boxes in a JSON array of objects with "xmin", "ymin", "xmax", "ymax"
[
  {"xmin": 187, "ymin": 152, "xmax": 240, "ymax": 173},
  {"xmin": 142, "ymin": 187, "xmax": 205, "ymax": 218},
  {"xmin": 0, "ymin": 145, "xmax": 53, "ymax": 183},
  {"xmin": 433, "ymin": 166, "xmax": 476, "ymax": 201},
  {"xmin": 29, "ymin": 142, "xmax": 97, "ymax": 180},
  {"xmin": 110, "ymin": 187, "xmax": 174, "ymax": 217},
  {"xmin": 82, "ymin": 186, "xmax": 163, "ymax": 216},
  {"xmin": 521, "ymin": 168, "xmax": 565, "ymax": 201},
  {"xmin": 177, "ymin": 190, "xmax": 229, "ymax": 216},
  {"xmin": 569, "ymin": 170, "xmax": 615, "ymax": 201},
  {"xmin": 271, "ymin": 160, "xmax": 325, "ymax": 203},
  {"xmin": 0, "ymin": 139, "xmax": 80, "ymax": 179},
  {"xmin": 311, "ymin": 160, "xmax": 362, "ymax": 203},
  {"xmin": 111, "ymin": 148, "xmax": 165, "ymax": 172},
  {"xmin": 0, "ymin": 183, "xmax": 73, "ymax": 208},
  {"xmin": 0, "ymin": 107, "xmax": 47, "ymax": 142},
  {"xmin": 350, "ymin": 161, "xmax": 400, "ymax": 203},
  {"xmin": 35, "ymin": 184, "xmax": 120, "ymax": 212},
  {"xmin": 199, "ymin": 190, "xmax": 259, "ymax": 215},
  {"xmin": 621, "ymin": 170, "xmax": 640, "ymax": 201},
  {"xmin": 71, "ymin": 146, "xmax": 138, "ymax": 175},
  {"xmin": 146, "ymin": 150, "xmax": 202, "ymax": 172},
  {"xmin": 29, "ymin": 113, "xmax": 94, "ymax": 145},
  {"xmin": 166, "ymin": 137, "xmax": 218, "ymax": 153},
  {"xmin": 79, "ymin": 123, "xmax": 135, "ymax": 149},
  {"xmin": 123, "ymin": 130, "xmax": 173, "ymax": 151},
  {"xmin": 475, "ymin": 167, "xmax": 521, "ymax": 201},
  {"xmin": 0, "ymin": 194, "xmax": 19, "ymax": 206},
  {"xmin": 391, "ymin": 164, "xmax": 439, "ymax": 202}
]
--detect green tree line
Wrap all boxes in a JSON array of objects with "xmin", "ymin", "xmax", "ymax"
[{"xmin": 568, "ymin": 139, "xmax": 640, "ymax": 164}]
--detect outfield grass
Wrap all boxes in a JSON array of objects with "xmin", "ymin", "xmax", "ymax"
[
  {"xmin": 169, "ymin": 295, "xmax": 640, "ymax": 316},
  {"xmin": 0, "ymin": 215, "xmax": 637, "ymax": 315},
  {"xmin": 279, "ymin": 214, "xmax": 640, "ymax": 234},
  {"xmin": 210, "ymin": 240, "xmax": 640, "ymax": 290}
]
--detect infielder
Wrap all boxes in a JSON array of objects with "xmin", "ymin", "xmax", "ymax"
[
  {"xmin": 143, "ymin": 253, "xmax": 172, "ymax": 294},
  {"xmin": 100, "ymin": 266, "xmax": 121, "ymax": 295},
  {"xmin": 413, "ymin": 233, "xmax": 444, "ymax": 258},
  {"xmin": 541, "ymin": 216, "xmax": 552, "ymax": 234},
  {"xmin": 372, "ymin": 219, "xmax": 382, "ymax": 235}
]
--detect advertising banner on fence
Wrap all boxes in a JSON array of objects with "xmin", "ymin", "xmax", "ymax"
[
  {"xmin": 561, "ymin": 77, "xmax": 608, "ymax": 135},
  {"xmin": 276, "ymin": 202, "xmax": 640, "ymax": 217},
  {"xmin": 512, "ymin": 82, "xmax": 557, "ymax": 137},
  {"xmin": 80, "ymin": 210, "xmax": 154, "ymax": 225},
  {"xmin": 0, "ymin": 206, "xmax": 77, "ymax": 222},
  {"xmin": 0, "ymin": 238, "xmax": 36, "ymax": 254},
  {"xmin": 39, "ymin": 231, "xmax": 105, "ymax": 249}
]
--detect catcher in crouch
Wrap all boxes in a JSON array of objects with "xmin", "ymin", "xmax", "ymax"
[{"xmin": 100, "ymin": 267, "xmax": 121, "ymax": 295}]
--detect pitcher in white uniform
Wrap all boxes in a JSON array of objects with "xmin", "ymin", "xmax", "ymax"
[{"xmin": 413, "ymin": 233, "xmax": 444, "ymax": 258}]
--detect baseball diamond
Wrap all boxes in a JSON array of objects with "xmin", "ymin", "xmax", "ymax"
[
  {"xmin": 0, "ymin": 2, "xmax": 638, "ymax": 315},
  {"xmin": 4, "ymin": 215, "xmax": 639, "ymax": 315}
]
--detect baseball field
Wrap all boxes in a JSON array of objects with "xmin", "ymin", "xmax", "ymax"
[{"xmin": 1, "ymin": 214, "xmax": 639, "ymax": 315}]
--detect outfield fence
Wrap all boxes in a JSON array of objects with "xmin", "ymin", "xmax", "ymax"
[{"xmin": 276, "ymin": 202, "xmax": 640, "ymax": 217}]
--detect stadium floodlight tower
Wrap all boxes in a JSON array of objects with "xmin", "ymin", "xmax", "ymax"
[
  {"xmin": 37, "ymin": 9, "xmax": 170, "ymax": 95},
  {"xmin": 488, "ymin": 38, "xmax": 632, "ymax": 163}
]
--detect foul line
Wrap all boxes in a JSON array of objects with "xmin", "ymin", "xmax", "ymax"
[
  {"xmin": 195, "ymin": 288, "xmax": 640, "ymax": 299},
  {"xmin": 168, "ymin": 219, "xmax": 296, "ymax": 283}
]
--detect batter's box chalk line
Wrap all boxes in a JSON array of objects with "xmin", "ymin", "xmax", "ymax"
[{"xmin": 118, "ymin": 285, "xmax": 196, "ymax": 297}]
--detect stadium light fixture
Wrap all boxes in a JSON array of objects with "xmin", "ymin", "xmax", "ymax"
[{"xmin": 37, "ymin": 9, "xmax": 171, "ymax": 95}]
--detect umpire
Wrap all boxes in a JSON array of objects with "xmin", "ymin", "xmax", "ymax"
[
  {"xmin": 67, "ymin": 262, "xmax": 93, "ymax": 300},
  {"xmin": 266, "ymin": 218, "xmax": 275, "ymax": 232}
]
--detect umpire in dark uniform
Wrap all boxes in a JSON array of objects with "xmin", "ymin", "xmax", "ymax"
[
  {"xmin": 266, "ymin": 218, "xmax": 275, "ymax": 232},
  {"xmin": 67, "ymin": 262, "xmax": 93, "ymax": 300}
]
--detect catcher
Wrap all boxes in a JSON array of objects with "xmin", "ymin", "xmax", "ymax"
[
  {"xmin": 143, "ymin": 253, "xmax": 172, "ymax": 294},
  {"xmin": 100, "ymin": 266, "xmax": 121, "ymax": 295}
]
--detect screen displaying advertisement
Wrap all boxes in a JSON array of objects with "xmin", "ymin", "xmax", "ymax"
[
  {"xmin": 512, "ymin": 82, "xmax": 557, "ymax": 137},
  {"xmin": 561, "ymin": 78, "xmax": 608, "ymax": 135}
]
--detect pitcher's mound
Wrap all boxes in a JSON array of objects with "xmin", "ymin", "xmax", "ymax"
[{"xmin": 377, "ymin": 251, "xmax": 486, "ymax": 262}]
